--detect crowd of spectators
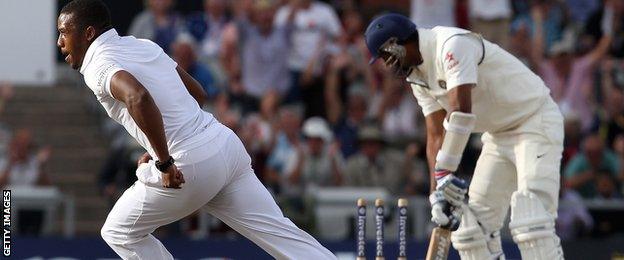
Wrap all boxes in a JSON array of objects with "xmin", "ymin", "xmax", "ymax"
[
  {"xmin": 0, "ymin": 82, "xmax": 54, "ymax": 235},
  {"xmin": 117, "ymin": 0, "xmax": 430, "ymax": 196},
  {"xmin": 89, "ymin": 0, "xmax": 624, "ymax": 238}
]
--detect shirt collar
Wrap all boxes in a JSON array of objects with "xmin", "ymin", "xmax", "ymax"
[{"xmin": 79, "ymin": 28, "xmax": 119, "ymax": 74}]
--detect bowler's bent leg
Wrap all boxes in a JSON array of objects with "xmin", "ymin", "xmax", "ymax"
[
  {"xmin": 101, "ymin": 154, "xmax": 228, "ymax": 259},
  {"xmin": 205, "ymin": 132, "xmax": 336, "ymax": 260}
]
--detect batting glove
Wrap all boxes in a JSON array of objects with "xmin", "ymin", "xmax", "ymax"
[
  {"xmin": 429, "ymin": 191, "xmax": 462, "ymax": 231},
  {"xmin": 435, "ymin": 171, "xmax": 468, "ymax": 206}
]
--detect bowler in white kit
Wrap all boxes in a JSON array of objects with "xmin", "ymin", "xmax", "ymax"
[
  {"xmin": 56, "ymin": 0, "xmax": 336, "ymax": 259},
  {"xmin": 365, "ymin": 14, "xmax": 565, "ymax": 259}
]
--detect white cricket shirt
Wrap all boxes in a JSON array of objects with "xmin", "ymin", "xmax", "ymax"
[
  {"xmin": 468, "ymin": 0, "xmax": 512, "ymax": 20},
  {"xmin": 410, "ymin": 0, "xmax": 456, "ymax": 28},
  {"xmin": 274, "ymin": 2, "xmax": 342, "ymax": 71},
  {"xmin": 407, "ymin": 27, "xmax": 551, "ymax": 133},
  {"xmin": 80, "ymin": 29, "xmax": 219, "ymax": 160}
]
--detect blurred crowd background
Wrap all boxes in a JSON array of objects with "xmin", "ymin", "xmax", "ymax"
[{"xmin": 1, "ymin": 0, "xmax": 624, "ymax": 249}]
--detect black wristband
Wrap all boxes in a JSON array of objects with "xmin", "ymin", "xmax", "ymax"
[{"xmin": 155, "ymin": 156, "xmax": 175, "ymax": 172}]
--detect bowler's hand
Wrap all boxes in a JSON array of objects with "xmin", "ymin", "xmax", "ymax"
[{"xmin": 162, "ymin": 164, "xmax": 185, "ymax": 189}]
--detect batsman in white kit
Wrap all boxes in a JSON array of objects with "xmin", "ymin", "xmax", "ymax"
[
  {"xmin": 56, "ymin": 0, "xmax": 336, "ymax": 259},
  {"xmin": 365, "ymin": 14, "xmax": 565, "ymax": 259}
]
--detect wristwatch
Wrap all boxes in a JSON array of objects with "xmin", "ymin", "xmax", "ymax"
[{"xmin": 155, "ymin": 156, "xmax": 175, "ymax": 172}]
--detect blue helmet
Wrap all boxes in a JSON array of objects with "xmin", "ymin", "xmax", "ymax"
[{"xmin": 364, "ymin": 13, "xmax": 417, "ymax": 64}]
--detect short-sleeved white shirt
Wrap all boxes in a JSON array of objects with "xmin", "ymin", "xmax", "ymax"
[
  {"xmin": 408, "ymin": 27, "xmax": 550, "ymax": 133},
  {"xmin": 80, "ymin": 29, "xmax": 219, "ymax": 160}
]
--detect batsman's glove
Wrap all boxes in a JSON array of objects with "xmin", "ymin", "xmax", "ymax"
[
  {"xmin": 429, "ymin": 191, "xmax": 462, "ymax": 231},
  {"xmin": 435, "ymin": 170, "xmax": 468, "ymax": 206}
]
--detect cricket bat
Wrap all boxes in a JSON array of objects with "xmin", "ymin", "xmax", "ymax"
[{"xmin": 425, "ymin": 227, "xmax": 452, "ymax": 260}]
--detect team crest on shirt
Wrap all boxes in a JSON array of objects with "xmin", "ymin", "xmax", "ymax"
[{"xmin": 438, "ymin": 80, "xmax": 447, "ymax": 89}]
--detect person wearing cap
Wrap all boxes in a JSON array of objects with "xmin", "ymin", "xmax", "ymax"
[
  {"xmin": 284, "ymin": 117, "xmax": 344, "ymax": 194},
  {"xmin": 364, "ymin": 12, "xmax": 566, "ymax": 259},
  {"xmin": 343, "ymin": 124, "xmax": 422, "ymax": 196}
]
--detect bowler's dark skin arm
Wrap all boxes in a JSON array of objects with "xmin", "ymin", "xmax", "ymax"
[
  {"xmin": 110, "ymin": 71, "xmax": 170, "ymax": 161},
  {"xmin": 176, "ymin": 66, "xmax": 207, "ymax": 106}
]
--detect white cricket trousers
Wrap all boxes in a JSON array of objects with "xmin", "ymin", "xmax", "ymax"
[
  {"xmin": 100, "ymin": 124, "xmax": 336, "ymax": 260},
  {"xmin": 468, "ymin": 97, "xmax": 564, "ymax": 242}
]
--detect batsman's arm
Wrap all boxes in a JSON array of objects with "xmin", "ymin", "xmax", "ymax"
[
  {"xmin": 425, "ymin": 109, "xmax": 447, "ymax": 192},
  {"xmin": 447, "ymin": 85, "xmax": 473, "ymax": 116},
  {"xmin": 176, "ymin": 66, "xmax": 208, "ymax": 106},
  {"xmin": 433, "ymin": 85, "xmax": 474, "ymax": 204},
  {"xmin": 425, "ymin": 84, "xmax": 473, "ymax": 191}
]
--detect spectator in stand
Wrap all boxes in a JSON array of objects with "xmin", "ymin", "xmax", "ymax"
[
  {"xmin": 370, "ymin": 74, "xmax": 422, "ymax": 144},
  {"xmin": 187, "ymin": 0, "xmax": 230, "ymax": 85},
  {"xmin": 128, "ymin": 0, "xmax": 183, "ymax": 54},
  {"xmin": 585, "ymin": 0, "xmax": 624, "ymax": 58},
  {"xmin": 595, "ymin": 173, "xmax": 622, "ymax": 199},
  {"xmin": 613, "ymin": 134, "xmax": 624, "ymax": 193},
  {"xmin": 344, "ymin": 124, "xmax": 426, "ymax": 196},
  {"xmin": 171, "ymin": 34, "xmax": 217, "ymax": 103},
  {"xmin": 513, "ymin": 0, "xmax": 568, "ymax": 52},
  {"xmin": 98, "ymin": 133, "xmax": 143, "ymax": 208},
  {"xmin": 237, "ymin": 113, "xmax": 275, "ymax": 183},
  {"xmin": 282, "ymin": 117, "xmax": 344, "ymax": 228},
  {"xmin": 509, "ymin": 19, "xmax": 533, "ymax": 67},
  {"xmin": 410, "ymin": 0, "xmax": 456, "ymax": 29},
  {"xmin": 274, "ymin": 0, "xmax": 342, "ymax": 103},
  {"xmin": 557, "ymin": 175, "xmax": 594, "ymax": 240},
  {"xmin": 332, "ymin": 10, "xmax": 375, "ymax": 107},
  {"xmin": 294, "ymin": 10, "xmax": 371, "ymax": 119},
  {"xmin": 597, "ymin": 59, "xmax": 624, "ymax": 147},
  {"xmin": 563, "ymin": 111, "xmax": 583, "ymax": 167},
  {"xmin": 232, "ymin": 89, "xmax": 280, "ymax": 183},
  {"xmin": 209, "ymin": 93, "xmax": 242, "ymax": 132},
  {"xmin": 468, "ymin": 0, "xmax": 512, "ymax": 49},
  {"xmin": 531, "ymin": 3, "xmax": 614, "ymax": 132},
  {"xmin": 326, "ymin": 74, "xmax": 370, "ymax": 158},
  {"xmin": 264, "ymin": 106, "xmax": 304, "ymax": 195},
  {"xmin": 284, "ymin": 117, "xmax": 344, "ymax": 194},
  {"xmin": 565, "ymin": 134, "xmax": 621, "ymax": 198},
  {"xmin": 0, "ymin": 129, "xmax": 51, "ymax": 187},
  {"xmin": 0, "ymin": 129, "xmax": 51, "ymax": 235},
  {"xmin": 566, "ymin": 0, "xmax": 601, "ymax": 27},
  {"xmin": 221, "ymin": 0, "xmax": 294, "ymax": 113}
]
